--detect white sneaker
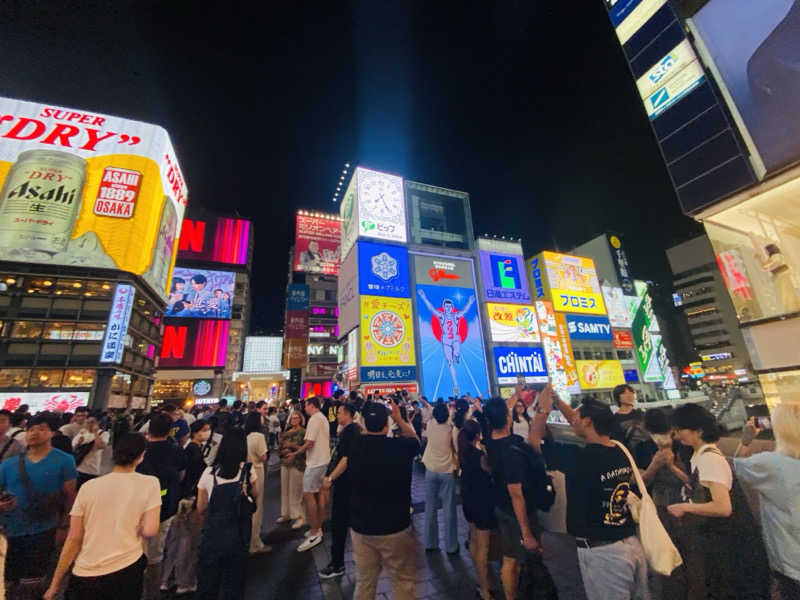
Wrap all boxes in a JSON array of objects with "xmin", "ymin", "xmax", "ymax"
[
  {"xmin": 297, "ymin": 533, "xmax": 323, "ymax": 552},
  {"xmin": 176, "ymin": 586, "xmax": 197, "ymax": 594}
]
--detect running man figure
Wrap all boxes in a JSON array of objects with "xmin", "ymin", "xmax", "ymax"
[{"xmin": 417, "ymin": 289, "xmax": 476, "ymax": 396}]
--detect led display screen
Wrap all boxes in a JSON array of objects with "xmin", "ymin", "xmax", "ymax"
[
  {"xmin": 412, "ymin": 253, "xmax": 489, "ymax": 400},
  {"xmin": 0, "ymin": 97, "xmax": 186, "ymax": 301},
  {"xmin": 357, "ymin": 240, "xmax": 410, "ymax": 298},
  {"xmin": 360, "ymin": 296, "xmax": 416, "ymax": 382},
  {"xmin": 293, "ymin": 213, "xmax": 341, "ymax": 275},
  {"xmin": 576, "ymin": 360, "xmax": 626, "ymax": 390},
  {"xmin": 178, "ymin": 217, "xmax": 250, "ymax": 265},
  {"xmin": 486, "ymin": 302, "xmax": 540, "ymax": 343},
  {"xmin": 0, "ymin": 391, "xmax": 89, "ymax": 413},
  {"xmin": 690, "ymin": 0, "xmax": 800, "ymax": 174},
  {"xmin": 528, "ymin": 251, "xmax": 607, "ymax": 315},
  {"xmin": 159, "ymin": 319, "xmax": 229, "ymax": 368},
  {"xmin": 167, "ymin": 268, "xmax": 234, "ymax": 319}
]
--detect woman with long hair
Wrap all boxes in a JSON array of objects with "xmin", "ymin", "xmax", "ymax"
[
  {"xmin": 195, "ymin": 429, "xmax": 257, "ymax": 600},
  {"xmin": 458, "ymin": 419, "xmax": 497, "ymax": 600},
  {"xmin": 667, "ymin": 403, "xmax": 769, "ymax": 599},
  {"xmin": 244, "ymin": 412, "xmax": 271, "ymax": 555},
  {"xmin": 276, "ymin": 410, "xmax": 306, "ymax": 529},
  {"xmin": 511, "ymin": 401, "xmax": 530, "ymax": 438},
  {"xmin": 734, "ymin": 403, "xmax": 800, "ymax": 599}
]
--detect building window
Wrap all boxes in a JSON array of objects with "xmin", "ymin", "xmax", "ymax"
[
  {"xmin": 616, "ymin": 350, "xmax": 633, "ymax": 360},
  {"xmin": 0, "ymin": 369, "xmax": 30, "ymax": 387},
  {"xmin": 604, "ymin": 351, "xmax": 615, "ymax": 360},
  {"xmin": 31, "ymin": 369, "xmax": 64, "ymax": 388},
  {"xmin": 12, "ymin": 321, "xmax": 43, "ymax": 339},
  {"xmin": 42, "ymin": 322, "xmax": 75, "ymax": 341},
  {"xmin": 62, "ymin": 369, "xmax": 95, "ymax": 388}
]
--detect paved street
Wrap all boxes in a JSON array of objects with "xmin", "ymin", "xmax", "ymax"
[{"xmin": 236, "ymin": 456, "xmax": 589, "ymax": 600}]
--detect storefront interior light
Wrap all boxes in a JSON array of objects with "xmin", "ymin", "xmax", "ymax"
[
  {"xmin": 27, "ymin": 289, "xmax": 34, "ymax": 294},
  {"xmin": 72, "ymin": 282, "xmax": 82, "ymax": 288},
  {"xmin": 5, "ymin": 278, "xmax": 15, "ymax": 284},
  {"xmin": 102, "ymin": 283, "xmax": 111, "ymax": 290},
  {"xmin": 42, "ymin": 280, "xmax": 52, "ymax": 286}
]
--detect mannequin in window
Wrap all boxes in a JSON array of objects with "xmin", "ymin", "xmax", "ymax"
[{"xmin": 760, "ymin": 244, "xmax": 800, "ymax": 313}]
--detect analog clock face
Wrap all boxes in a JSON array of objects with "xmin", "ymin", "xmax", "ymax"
[{"xmin": 358, "ymin": 171, "xmax": 403, "ymax": 223}]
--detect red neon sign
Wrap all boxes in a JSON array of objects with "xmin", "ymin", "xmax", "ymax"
[
  {"xmin": 177, "ymin": 217, "xmax": 250, "ymax": 265},
  {"xmin": 160, "ymin": 320, "xmax": 230, "ymax": 368}
]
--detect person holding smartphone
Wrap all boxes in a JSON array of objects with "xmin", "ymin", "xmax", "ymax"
[{"xmin": 735, "ymin": 407, "xmax": 800, "ymax": 599}]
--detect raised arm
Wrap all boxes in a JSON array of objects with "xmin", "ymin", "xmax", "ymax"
[{"xmin": 417, "ymin": 288, "xmax": 436, "ymax": 314}]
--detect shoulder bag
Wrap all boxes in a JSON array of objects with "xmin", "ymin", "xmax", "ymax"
[{"xmin": 612, "ymin": 440, "xmax": 682, "ymax": 575}]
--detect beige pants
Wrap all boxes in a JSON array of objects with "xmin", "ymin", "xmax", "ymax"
[
  {"xmin": 0, "ymin": 533, "xmax": 6, "ymax": 600},
  {"xmin": 351, "ymin": 527, "xmax": 416, "ymax": 600},
  {"xmin": 280, "ymin": 465, "xmax": 304, "ymax": 520},
  {"xmin": 250, "ymin": 464, "xmax": 267, "ymax": 551}
]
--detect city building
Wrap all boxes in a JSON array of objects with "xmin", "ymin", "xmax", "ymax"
[
  {"xmin": 602, "ymin": 1, "xmax": 800, "ymax": 404},
  {"xmin": 283, "ymin": 210, "xmax": 341, "ymax": 398},
  {"xmin": 152, "ymin": 213, "xmax": 253, "ymax": 406},
  {"xmin": 232, "ymin": 335, "xmax": 288, "ymax": 403},
  {"xmin": 0, "ymin": 97, "xmax": 187, "ymax": 411},
  {"xmin": 667, "ymin": 235, "xmax": 753, "ymax": 384}
]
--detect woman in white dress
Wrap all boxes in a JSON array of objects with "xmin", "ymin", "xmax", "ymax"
[{"xmin": 761, "ymin": 243, "xmax": 800, "ymax": 313}]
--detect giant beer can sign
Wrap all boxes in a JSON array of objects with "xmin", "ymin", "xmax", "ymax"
[{"xmin": 0, "ymin": 97, "xmax": 187, "ymax": 301}]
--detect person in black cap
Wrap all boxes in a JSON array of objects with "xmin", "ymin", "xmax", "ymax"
[{"xmin": 347, "ymin": 399, "xmax": 420, "ymax": 600}]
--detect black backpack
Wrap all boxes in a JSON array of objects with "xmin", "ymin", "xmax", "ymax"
[{"xmin": 508, "ymin": 437, "xmax": 556, "ymax": 512}]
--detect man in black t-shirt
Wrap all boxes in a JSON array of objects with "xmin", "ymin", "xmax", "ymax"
[
  {"xmin": 322, "ymin": 392, "xmax": 342, "ymax": 441},
  {"xmin": 484, "ymin": 395, "xmax": 557, "ymax": 600},
  {"xmin": 347, "ymin": 400, "xmax": 420, "ymax": 600},
  {"xmin": 318, "ymin": 403, "xmax": 360, "ymax": 579},
  {"xmin": 137, "ymin": 412, "xmax": 186, "ymax": 600},
  {"xmin": 543, "ymin": 393, "xmax": 649, "ymax": 600}
]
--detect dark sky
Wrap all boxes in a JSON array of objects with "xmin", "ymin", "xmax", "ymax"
[{"xmin": 1, "ymin": 0, "xmax": 702, "ymax": 334}]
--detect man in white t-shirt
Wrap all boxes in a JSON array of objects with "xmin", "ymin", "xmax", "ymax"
[
  {"xmin": 286, "ymin": 397, "xmax": 330, "ymax": 552},
  {"xmin": 72, "ymin": 415, "xmax": 110, "ymax": 488}
]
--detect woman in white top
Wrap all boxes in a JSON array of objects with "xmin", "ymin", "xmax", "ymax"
[
  {"xmin": 511, "ymin": 400, "xmax": 531, "ymax": 438},
  {"xmin": 668, "ymin": 403, "xmax": 770, "ymax": 599},
  {"xmin": 761, "ymin": 243, "xmax": 800, "ymax": 313},
  {"xmin": 422, "ymin": 401, "xmax": 459, "ymax": 554},
  {"xmin": 44, "ymin": 433, "xmax": 161, "ymax": 600},
  {"xmin": 245, "ymin": 412, "xmax": 271, "ymax": 554}
]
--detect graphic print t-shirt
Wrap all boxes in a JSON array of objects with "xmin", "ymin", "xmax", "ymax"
[{"xmin": 556, "ymin": 443, "xmax": 636, "ymax": 541}]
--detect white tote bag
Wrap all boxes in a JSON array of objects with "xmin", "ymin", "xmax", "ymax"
[{"xmin": 612, "ymin": 441, "xmax": 683, "ymax": 576}]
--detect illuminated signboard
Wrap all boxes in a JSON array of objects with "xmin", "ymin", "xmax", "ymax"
[
  {"xmin": 242, "ymin": 336, "xmax": 283, "ymax": 372},
  {"xmin": 535, "ymin": 301, "xmax": 571, "ymax": 399},
  {"xmin": 346, "ymin": 327, "xmax": 359, "ymax": 381},
  {"xmin": 602, "ymin": 285, "xmax": 634, "ymax": 328},
  {"xmin": 287, "ymin": 284, "xmax": 309, "ymax": 311},
  {"xmin": 701, "ymin": 352, "xmax": 732, "ymax": 362},
  {"xmin": 716, "ymin": 249, "xmax": 753, "ymax": 301},
  {"xmin": 360, "ymin": 296, "xmax": 416, "ymax": 382},
  {"xmin": 284, "ymin": 311, "xmax": 309, "ymax": 338},
  {"xmin": 478, "ymin": 251, "xmax": 530, "ymax": 303},
  {"xmin": 554, "ymin": 313, "xmax": 580, "ymax": 392},
  {"xmin": 608, "ymin": 235, "xmax": 634, "ymax": 295},
  {"xmin": 528, "ymin": 251, "xmax": 606, "ymax": 315},
  {"xmin": 566, "ymin": 314, "xmax": 613, "ymax": 342},
  {"xmin": 412, "ymin": 253, "xmax": 489, "ymax": 400},
  {"xmin": 357, "ymin": 240, "xmax": 410, "ymax": 298},
  {"xmin": 178, "ymin": 217, "xmax": 250, "ymax": 265},
  {"xmin": 613, "ymin": 329, "xmax": 635, "ymax": 349},
  {"xmin": 159, "ymin": 319, "xmax": 230, "ymax": 368},
  {"xmin": 338, "ymin": 244, "xmax": 359, "ymax": 333},
  {"xmin": 576, "ymin": 360, "xmax": 626, "ymax": 390},
  {"xmin": 0, "ymin": 391, "xmax": 89, "ymax": 414},
  {"xmin": 492, "ymin": 346, "xmax": 548, "ymax": 384},
  {"xmin": 486, "ymin": 302, "xmax": 540, "ymax": 343},
  {"xmin": 0, "ymin": 97, "xmax": 186, "ymax": 301},
  {"xmin": 340, "ymin": 167, "xmax": 407, "ymax": 259},
  {"xmin": 168, "ymin": 267, "xmax": 235, "ymax": 319},
  {"xmin": 100, "ymin": 283, "xmax": 135, "ymax": 364},
  {"xmin": 293, "ymin": 213, "xmax": 341, "ymax": 275},
  {"xmin": 362, "ymin": 383, "xmax": 419, "ymax": 396}
]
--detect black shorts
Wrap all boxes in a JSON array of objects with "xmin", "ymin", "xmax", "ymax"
[
  {"xmin": 463, "ymin": 499, "xmax": 497, "ymax": 531},
  {"xmin": 6, "ymin": 528, "xmax": 57, "ymax": 582},
  {"xmin": 494, "ymin": 508, "xmax": 539, "ymax": 562},
  {"xmin": 67, "ymin": 554, "xmax": 147, "ymax": 600}
]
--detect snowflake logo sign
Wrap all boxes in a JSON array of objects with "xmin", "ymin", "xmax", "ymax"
[{"xmin": 371, "ymin": 252, "xmax": 398, "ymax": 282}]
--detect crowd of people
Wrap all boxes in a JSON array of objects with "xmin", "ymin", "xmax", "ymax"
[{"xmin": 0, "ymin": 385, "xmax": 796, "ymax": 600}]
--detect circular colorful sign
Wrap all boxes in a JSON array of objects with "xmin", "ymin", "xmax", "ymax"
[{"xmin": 370, "ymin": 310, "xmax": 405, "ymax": 348}]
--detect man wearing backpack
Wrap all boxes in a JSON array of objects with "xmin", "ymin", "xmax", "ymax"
[
  {"xmin": 0, "ymin": 409, "xmax": 24, "ymax": 461},
  {"xmin": 484, "ymin": 395, "xmax": 557, "ymax": 600}
]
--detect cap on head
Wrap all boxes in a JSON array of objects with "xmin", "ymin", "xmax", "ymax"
[{"xmin": 362, "ymin": 401, "xmax": 388, "ymax": 433}]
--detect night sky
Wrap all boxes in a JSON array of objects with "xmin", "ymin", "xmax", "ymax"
[{"xmin": 1, "ymin": 1, "xmax": 703, "ymax": 334}]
